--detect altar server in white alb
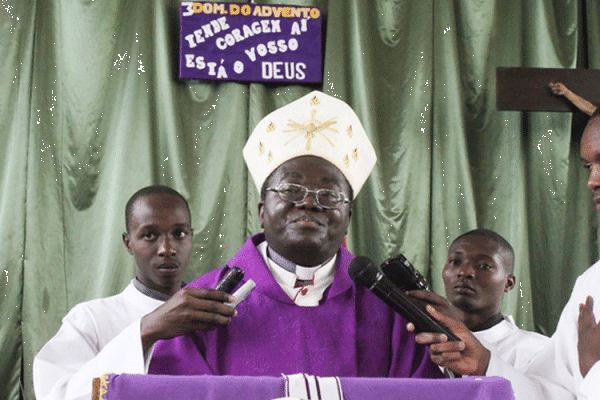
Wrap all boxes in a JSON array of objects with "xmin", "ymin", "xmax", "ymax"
[
  {"xmin": 33, "ymin": 185, "xmax": 236, "ymax": 400},
  {"xmin": 525, "ymin": 110, "xmax": 600, "ymax": 400},
  {"xmin": 407, "ymin": 229, "xmax": 575, "ymax": 399},
  {"xmin": 436, "ymin": 230, "xmax": 548, "ymax": 369}
]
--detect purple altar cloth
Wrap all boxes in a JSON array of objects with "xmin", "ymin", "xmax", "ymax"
[
  {"xmin": 98, "ymin": 374, "xmax": 515, "ymax": 400},
  {"xmin": 100, "ymin": 374, "xmax": 282, "ymax": 400}
]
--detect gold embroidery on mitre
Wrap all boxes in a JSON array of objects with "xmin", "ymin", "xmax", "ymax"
[
  {"xmin": 343, "ymin": 154, "xmax": 350, "ymax": 168},
  {"xmin": 347, "ymin": 125, "xmax": 353, "ymax": 138},
  {"xmin": 310, "ymin": 95, "xmax": 320, "ymax": 106},
  {"xmin": 258, "ymin": 142, "xmax": 264, "ymax": 157},
  {"xmin": 268, "ymin": 151, "xmax": 273, "ymax": 163},
  {"xmin": 352, "ymin": 148, "xmax": 359, "ymax": 162},
  {"xmin": 267, "ymin": 122, "xmax": 276, "ymax": 133},
  {"xmin": 283, "ymin": 104, "xmax": 339, "ymax": 151}
]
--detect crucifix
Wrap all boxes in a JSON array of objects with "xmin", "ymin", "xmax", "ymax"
[{"xmin": 496, "ymin": 67, "xmax": 600, "ymax": 114}]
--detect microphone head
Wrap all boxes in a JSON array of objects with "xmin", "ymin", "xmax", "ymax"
[{"xmin": 348, "ymin": 256, "xmax": 379, "ymax": 287}]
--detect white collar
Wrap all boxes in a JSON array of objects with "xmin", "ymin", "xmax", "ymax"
[{"xmin": 257, "ymin": 240, "xmax": 337, "ymax": 306}]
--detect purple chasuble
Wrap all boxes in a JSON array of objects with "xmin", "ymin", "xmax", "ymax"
[{"xmin": 149, "ymin": 233, "xmax": 445, "ymax": 379}]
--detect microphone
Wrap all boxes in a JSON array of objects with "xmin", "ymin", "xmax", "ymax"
[
  {"xmin": 380, "ymin": 254, "xmax": 430, "ymax": 291},
  {"xmin": 215, "ymin": 266, "xmax": 244, "ymax": 293},
  {"xmin": 348, "ymin": 256, "xmax": 459, "ymax": 341}
]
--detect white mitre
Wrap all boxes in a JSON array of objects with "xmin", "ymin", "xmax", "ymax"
[{"xmin": 243, "ymin": 91, "xmax": 377, "ymax": 199}]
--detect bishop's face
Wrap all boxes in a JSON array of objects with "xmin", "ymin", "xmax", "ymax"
[{"xmin": 258, "ymin": 156, "xmax": 352, "ymax": 267}]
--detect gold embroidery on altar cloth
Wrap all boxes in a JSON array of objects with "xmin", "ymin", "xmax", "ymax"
[{"xmin": 99, "ymin": 373, "xmax": 110, "ymax": 400}]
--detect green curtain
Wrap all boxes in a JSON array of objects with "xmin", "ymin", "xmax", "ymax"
[{"xmin": 1, "ymin": 1, "xmax": 599, "ymax": 398}]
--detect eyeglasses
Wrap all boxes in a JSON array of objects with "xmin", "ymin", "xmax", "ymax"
[{"xmin": 266, "ymin": 183, "xmax": 351, "ymax": 209}]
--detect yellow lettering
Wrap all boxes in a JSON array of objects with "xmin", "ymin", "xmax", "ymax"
[
  {"xmin": 289, "ymin": 8, "xmax": 301, "ymax": 18},
  {"xmin": 282, "ymin": 7, "xmax": 291, "ymax": 17},
  {"xmin": 261, "ymin": 5, "xmax": 272, "ymax": 17},
  {"xmin": 229, "ymin": 4, "xmax": 240, "ymax": 15},
  {"xmin": 271, "ymin": 7, "xmax": 282, "ymax": 18},
  {"xmin": 297, "ymin": 8, "xmax": 310, "ymax": 18},
  {"xmin": 310, "ymin": 8, "xmax": 321, "ymax": 18},
  {"xmin": 213, "ymin": 3, "xmax": 226, "ymax": 14},
  {"xmin": 252, "ymin": 6, "xmax": 262, "ymax": 16},
  {"xmin": 193, "ymin": 3, "xmax": 203, "ymax": 13},
  {"xmin": 241, "ymin": 4, "xmax": 252, "ymax": 15}
]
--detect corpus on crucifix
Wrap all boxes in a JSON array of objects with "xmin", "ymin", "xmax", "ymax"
[
  {"xmin": 548, "ymin": 82, "xmax": 597, "ymax": 116},
  {"xmin": 496, "ymin": 67, "xmax": 600, "ymax": 115}
]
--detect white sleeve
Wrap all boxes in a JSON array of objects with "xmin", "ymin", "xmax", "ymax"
[
  {"xmin": 579, "ymin": 362, "xmax": 600, "ymax": 400},
  {"xmin": 486, "ymin": 352, "xmax": 576, "ymax": 400},
  {"xmin": 525, "ymin": 274, "xmax": 592, "ymax": 399},
  {"xmin": 33, "ymin": 311, "xmax": 146, "ymax": 400}
]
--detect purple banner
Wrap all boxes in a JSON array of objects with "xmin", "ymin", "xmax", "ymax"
[{"xmin": 179, "ymin": 2, "xmax": 322, "ymax": 83}]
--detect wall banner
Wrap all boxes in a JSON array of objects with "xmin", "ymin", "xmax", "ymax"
[{"xmin": 179, "ymin": 2, "xmax": 323, "ymax": 83}]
